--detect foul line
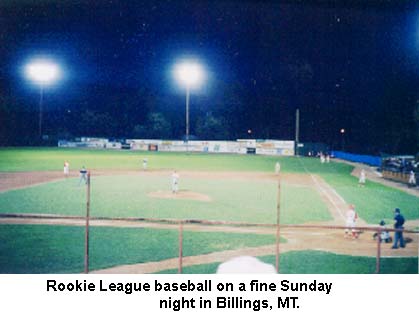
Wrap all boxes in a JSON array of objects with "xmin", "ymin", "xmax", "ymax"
[
  {"xmin": 330, "ymin": 187, "xmax": 346, "ymax": 203},
  {"xmin": 296, "ymin": 158, "xmax": 346, "ymax": 221}
]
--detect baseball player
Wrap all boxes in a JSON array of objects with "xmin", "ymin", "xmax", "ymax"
[
  {"xmin": 320, "ymin": 153, "xmax": 325, "ymax": 164},
  {"xmin": 63, "ymin": 160, "xmax": 70, "ymax": 177},
  {"xmin": 326, "ymin": 154, "xmax": 330, "ymax": 163},
  {"xmin": 142, "ymin": 158, "xmax": 148, "ymax": 171},
  {"xmin": 275, "ymin": 162, "xmax": 281, "ymax": 174},
  {"xmin": 78, "ymin": 166, "xmax": 88, "ymax": 186},
  {"xmin": 345, "ymin": 204, "xmax": 358, "ymax": 239},
  {"xmin": 408, "ymin": 170, "xmax": 416, "ymax": 187},
  {"xmin": 171, "ymin": 170, "xmax": 179, "ymax": 193},
  {"xmin": 358, "ymin": 169, "xmax": 366, "ymax": 187},
  {"xmin": 373, "ymin": 220, "xmax": 392, "ymax": 243}
]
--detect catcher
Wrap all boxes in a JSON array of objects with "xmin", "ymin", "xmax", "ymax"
[{"xmin": 373, "ymin": 220, "xmax": 392, "ymax": 243}]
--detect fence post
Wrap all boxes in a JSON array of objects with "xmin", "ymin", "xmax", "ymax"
[
  {"xmin": 375, "ymin": 231, "xmax": 381, "ymax": 274},
  {"xmin": 178, "ymin": 221, "xmax": 183, "ymax": 274},
  {"xmin": 276, "ymin": 175, "xmax": 281, "ymax": 273},
  {"xmin": 84, "ymin": 171, "xmax": 91, "ymax": 274}
]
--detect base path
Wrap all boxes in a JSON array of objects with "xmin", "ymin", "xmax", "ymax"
[
  {"xmin": 0, "ymin": 171, "xmax": 69, "ymax": 192},
  {"xmin": 0, "ymin": 215, "xmax": 416, "ymax": 274},
  {"xmin": 295, "ymin": 158, "xmax": 367, "ymax": 226},
  {"xmin": 91, "ymin": 228, "xmax": 417, "ymax": 274}
]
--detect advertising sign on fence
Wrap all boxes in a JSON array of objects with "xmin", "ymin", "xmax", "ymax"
[
  {"xmin": 256, "ymin": 140, "xmax": 295, "ymax": 156},
  {"xmin": 59, "ymin": 139, "xmax": 295, "ymax": 156}
]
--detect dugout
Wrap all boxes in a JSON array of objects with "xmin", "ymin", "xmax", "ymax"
[{"xmin": 381, "ymin": 155, "xmax": 417, "ymax": 184}]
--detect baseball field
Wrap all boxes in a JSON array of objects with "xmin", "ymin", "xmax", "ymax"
[{"xmin": 0, "ymin": 148, "xmax": 417, "ymax": 274}]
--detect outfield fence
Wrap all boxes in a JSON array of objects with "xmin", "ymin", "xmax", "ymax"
[{"xmin": 332, "ymin": 151, "xmax": 381, "ymax": 167}]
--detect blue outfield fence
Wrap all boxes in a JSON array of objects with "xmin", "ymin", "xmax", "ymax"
[{"xmin": 332, "ymin": 151, "xmax": 381, "ymax": 167}]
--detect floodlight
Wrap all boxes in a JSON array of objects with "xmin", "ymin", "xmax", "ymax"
[
  {"xmin": 172, "ymin": 59, "xmax": 207, "ymax": 146},
  {"xmin": 25, "ymin": 59, "xmax": 61, "ymax": 85},
  {"xmin": 24, "ymin": 58, "xmax": 62, "ymax": 137},
  {"xmin": 174, "ymin": 61, "xmax": 205, "ymax": 89}
]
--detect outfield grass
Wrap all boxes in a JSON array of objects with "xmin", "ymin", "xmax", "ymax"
[
  {"xmin": 0, "ymin": 147, "xmax": 362, "ymax": 174},
  {"xmin": 157, "ymin": 250, "xmax": 419, "ymax": 274},
  {"xmin": 0, "ymin": 175, "xmax": 330, "ymax": 224},
  {"xmin": 0, "ymin": 148, "xmax": 301, "ymax": 172},
  {"xmin": 0, "ymin": 224, "xmax": 278, "ymax": 274}
]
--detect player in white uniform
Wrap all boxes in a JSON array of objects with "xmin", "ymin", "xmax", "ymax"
[
  {"xmin": 408, "ymin": 170, "xmax": 416, "ymax": 187},
  {"xmin": 142, "ymin": 158, "xmax": 148, "ymax": 171},
  {"xmin": 345, "ymin": 204, "xmax": 358, "ymax": 239},
  {"xmin": 275, "ymin": 162, "xmax": 281, "ymax": 174},
  {"xmin": 358, "ymin": 169, "xmax": 366, "ymax": 187},
  {"xmin": 171, "ymin": 171, "xmax": 179, "ymax": 193},
  {"xmin": 63, "ymin": 161, "xmax": 70, "ymax": 177},
  {"xmin": 320, "ymin": 153, "xmax": 325, "ymax": 164}
]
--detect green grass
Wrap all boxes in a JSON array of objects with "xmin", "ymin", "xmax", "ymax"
[
  {"xmin": 1, "ymin": 148, "xmax": 417, "ymax": 224},
  {"xmin": 297, "ymin": 158, "xmax": 419, "ymax": 223},
  {"xmin": 0, "ymin": 224, "xmax": 277, "ymax": 274},
  {"xmin": 0, "ymin": 147, "xmax": 303, "ymax": 172},
  {"xmin": 0, "ymin": 147, "xmax": 417, "ymax": 276},
  {"xmin": 157, "ymin": 250, "xmax": 419, "ymax": 274},
  {"xmin": 0, "ymin": 175, "xmax": 330, "ymax": 224}
]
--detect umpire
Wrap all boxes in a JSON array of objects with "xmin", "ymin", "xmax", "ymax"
[{"xmin": 391, "ymin": 208, "xmax": 405, "ymax": 249}]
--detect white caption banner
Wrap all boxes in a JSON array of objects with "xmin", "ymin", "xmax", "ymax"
[{"xmin": 0, "ymin": 274, "xmax": 418, "ymax": 314}]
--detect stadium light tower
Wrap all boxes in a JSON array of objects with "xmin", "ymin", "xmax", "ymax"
[
  {"xmin": 25, "ymin": 58, "xmax": 61, "ymax": 138},
  {"xmin": 340, "ymin": 128, "xmax": 345, "ymax": 151},
  {"xmin": 173, "ymin": 60, "xmax": 205, "ymax": 144}
]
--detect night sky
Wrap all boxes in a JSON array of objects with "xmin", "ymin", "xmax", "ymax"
[{"xmin": 1, "ymin": 0, "xmax": 419, "ymax": 154}]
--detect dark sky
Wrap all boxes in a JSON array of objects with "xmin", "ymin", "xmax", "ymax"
[{"xmin": 1, "ymin": 0, "xmax": 419, "ymax": 154}]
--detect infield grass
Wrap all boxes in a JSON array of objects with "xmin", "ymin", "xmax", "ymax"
[{"xmin": 0, "ymin": 175, "xmax": 330, "ymax": 224}]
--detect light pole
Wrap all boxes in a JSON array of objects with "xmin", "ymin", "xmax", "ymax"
[
  {"xmin": 173, "ymin": 60, "xmax": 205, "ymax": 146},
  {"xmin": 186, "ymin": 86, "xmax": 190, "ymax": 142},
  {"xmin": 340, "ymin": 128, "xmax": 345, "ymax": 151},
  {"xmin": 25, "ymin": 59, "xmax": 61, "ymax": 138}
]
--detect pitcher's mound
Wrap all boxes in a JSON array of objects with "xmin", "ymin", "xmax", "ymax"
[{"xmin": 148, "ymin": 190, "xmax": 212, "ymax": 202}]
